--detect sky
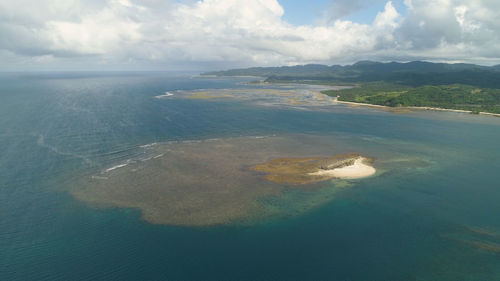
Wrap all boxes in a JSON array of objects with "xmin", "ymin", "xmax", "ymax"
[{"xmin": 1, "ymin": 0, "xmax": 500, "ymax": 71}]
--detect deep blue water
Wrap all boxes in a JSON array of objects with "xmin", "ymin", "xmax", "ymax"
[{"xmin": 1, "ymin": 72, "xmax": 500, "ymax": 280}]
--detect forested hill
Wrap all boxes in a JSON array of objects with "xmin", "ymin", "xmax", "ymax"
[{"xmin": 204, "ymin": 61, "xmax": 500, "ymax": 89}]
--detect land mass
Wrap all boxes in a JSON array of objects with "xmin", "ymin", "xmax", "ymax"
[{"xmin": 204, "ymin": 61, "xmax": 500, "ymax": 114}]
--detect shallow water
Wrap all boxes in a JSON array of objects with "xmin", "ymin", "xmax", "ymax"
[
  {"xmin": 73, "ymin": 135, "xmax": 387, "ymax": 226},
  {"xmin": 1, "ymin": 72, "xmax": 500, "ymax": 280}
]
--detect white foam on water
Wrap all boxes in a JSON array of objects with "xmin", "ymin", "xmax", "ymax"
[
  {"xmin": 140, "ymin": 142, "xmax": 157, "ymax": 148},
  {"xmin": 104, "ymin": 162, "xmax": 129, "ymax": 173},
  {"xmin": 155, "ymin": 92, "xmax": 174, "ymax": 98}
]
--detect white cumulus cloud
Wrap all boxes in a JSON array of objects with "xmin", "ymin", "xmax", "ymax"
[{"xmin": 0, "ymin": 0, "xmax": 500, "ymax": 70}]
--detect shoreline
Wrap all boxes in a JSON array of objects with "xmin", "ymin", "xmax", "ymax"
[
  {"xmin": 239, "ymin": 78, "xmax": 499, "ymax": 117},
  {"xmin": 332, "ymin": 97, "xmax": 500, "ymax": 117},
  {"xmin": 193, "ymin": 77, "xmax": 500, "ymax": 117}
]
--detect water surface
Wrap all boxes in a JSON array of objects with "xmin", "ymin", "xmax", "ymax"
[{"xmin": 1, "ymin": 72, "xmax": 499, "ymax": 280}]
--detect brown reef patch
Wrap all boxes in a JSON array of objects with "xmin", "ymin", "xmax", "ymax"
[
  {"xmin": 441, "ymin": 225, "xmax": 500, "ymax": 254},
  {"xmin": 72, "ymin": 135, "xmax": 376, "ymax": 227},
  {"xmin": 250, "ymin": 153, "xmax": 366, "ymax": 185}
]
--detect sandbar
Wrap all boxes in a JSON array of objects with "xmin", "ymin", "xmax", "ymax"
[
  {"xmin": 308, "ymin": 157, "xmax": 376, "ymax": 179},
  {"xmin": 251, "ymin": 154, "xmax": 375, "ymax": 184}
]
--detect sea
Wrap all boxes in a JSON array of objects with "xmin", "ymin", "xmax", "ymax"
[{"xmin": 1, "ymin": 72, "xmax": 499, "ymax": 281}]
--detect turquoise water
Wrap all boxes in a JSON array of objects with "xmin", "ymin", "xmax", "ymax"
[{"xmin": 1, "ymin": 72, "xmax": 500, "ymax": 280}]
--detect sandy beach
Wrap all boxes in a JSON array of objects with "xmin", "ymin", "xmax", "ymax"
[
  {"xmin": 309, "ymin": 157, "xmax": 376, "ymax": 179},
  {"xmin": 332, "ymin": 97, "xmax": 500, "ymax": 117}
]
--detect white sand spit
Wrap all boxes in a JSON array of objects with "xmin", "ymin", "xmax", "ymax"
[{"xmin": 309, "ymin": 158, "xmax": 376, "ymax": 179}]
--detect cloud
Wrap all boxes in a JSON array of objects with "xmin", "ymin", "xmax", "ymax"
[
  {"xmin": 0, "ymin": 0, "xmax": 500, "ymax": 70},
  {"xmin": 160, "ymin": 0, "xmax": 398, "ymax": 65},
  {"xmin": 393, "ymin": 0, "xmax": 500, "ymax": 63}
]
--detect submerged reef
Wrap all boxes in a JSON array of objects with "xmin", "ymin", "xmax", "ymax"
[{"xmin": 72, "ymin": 135, "xmax": 376, "ymax": 227}]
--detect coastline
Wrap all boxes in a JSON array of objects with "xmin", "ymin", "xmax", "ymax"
[
  {"xmin": 332, "ymin": 97, "xmax": 500, "ymax": 117},
  {"xmin": 190, "ymin": 76, "xmax": 500, "ymax": 117}
]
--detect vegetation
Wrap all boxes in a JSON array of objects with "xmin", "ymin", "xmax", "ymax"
[
  {"xmin": 323, "ymin": 83, "xmax": 500, "ymax": 114},
  {"xmin": 205, "ymin": 61, "xmax": 500, "ymax": 88},
  {"xmin": 204, "ymin": 61, "xmax": 500, "ymax": 114}
]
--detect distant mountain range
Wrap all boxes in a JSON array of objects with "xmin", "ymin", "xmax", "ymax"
[{"xmin": 204, "ymin": 61, "xmax": 500, "ymax": 88}]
